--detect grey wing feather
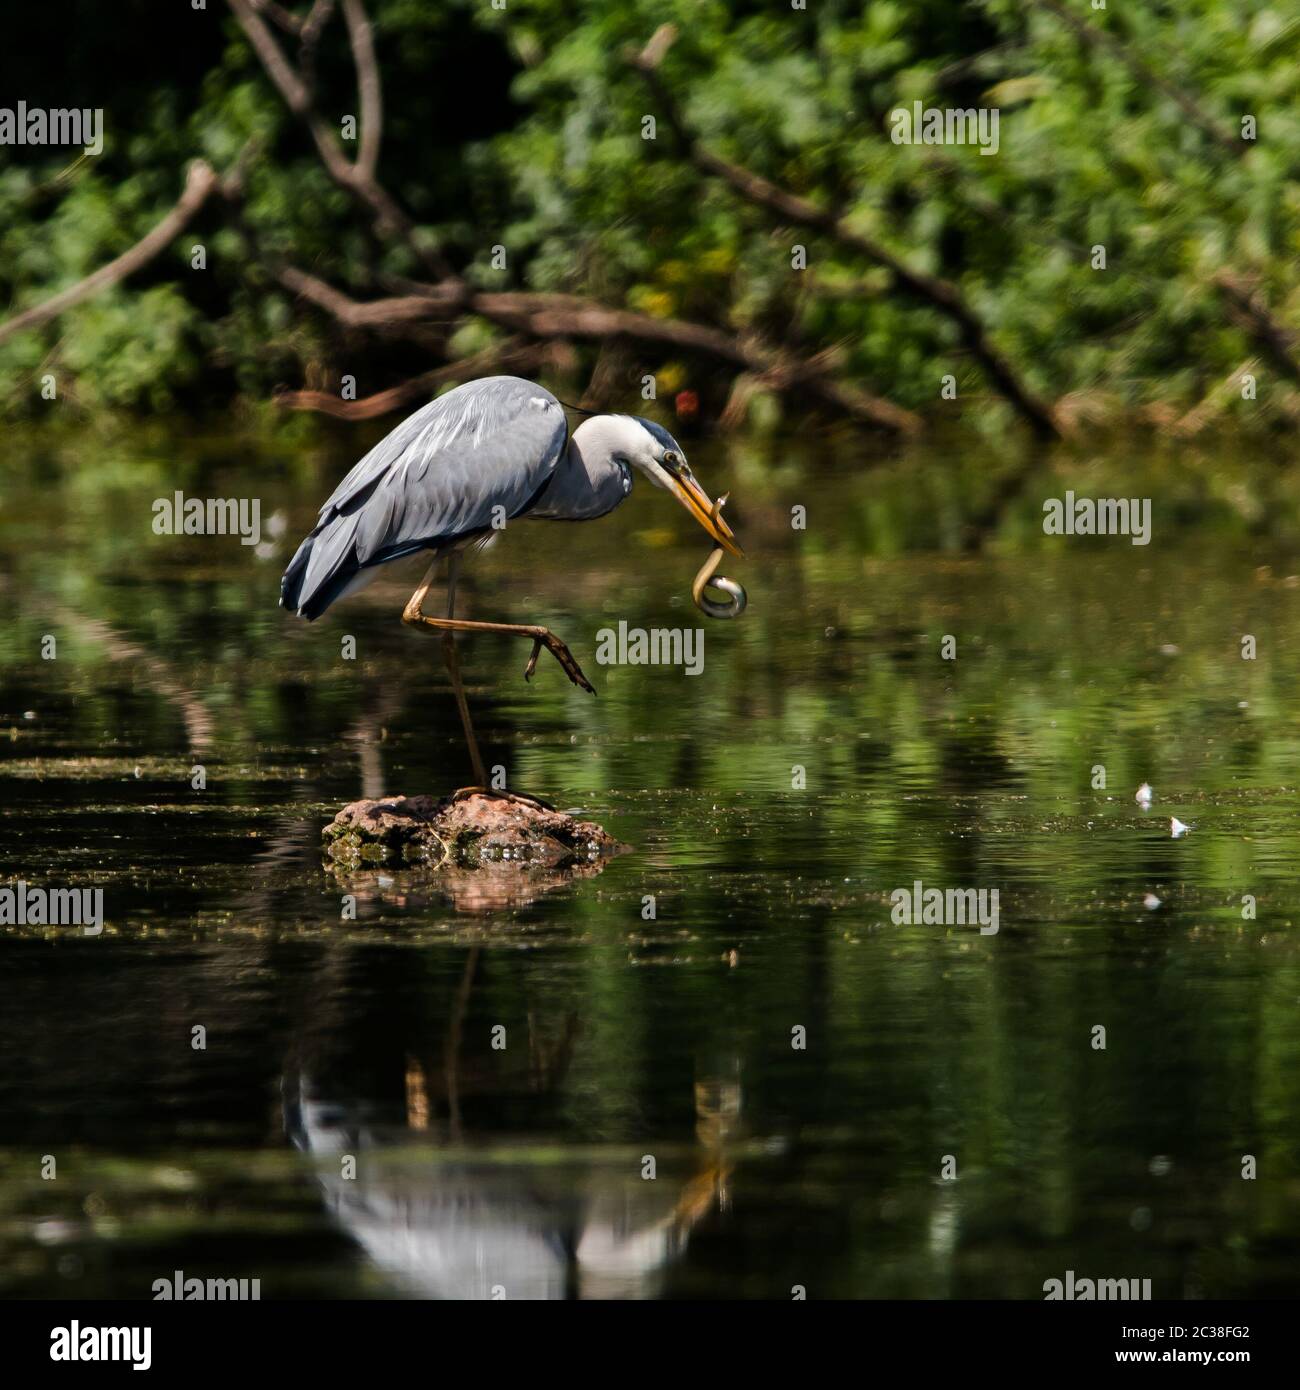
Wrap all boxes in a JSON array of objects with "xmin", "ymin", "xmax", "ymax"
[{"xmin": 282, "ymin": 377, "xmax": 568, "ymax": 619}]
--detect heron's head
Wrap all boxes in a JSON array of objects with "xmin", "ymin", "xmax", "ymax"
[{"xmin": 581, "ymin": 414, "xmax": 743, "ymax": 558}]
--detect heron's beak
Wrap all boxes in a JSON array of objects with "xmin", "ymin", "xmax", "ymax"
[{"xmin": 667, "ymin": 473, "xmax": 745, "ymax": 559}]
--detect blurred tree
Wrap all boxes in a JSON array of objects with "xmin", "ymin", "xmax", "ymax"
[{"xmin": 0, "ymin": 0, "xmax": 1296, "ymax": 436}]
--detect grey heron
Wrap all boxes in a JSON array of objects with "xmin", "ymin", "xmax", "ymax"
[{"xmin": 282, "ymin": 375, "xmax": 743, "ymax": 787}]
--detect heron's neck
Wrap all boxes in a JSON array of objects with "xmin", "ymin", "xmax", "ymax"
[
  {"xmin": 528, "ymin": 418, "xmax": 630, "ymax": 521},
  {"xmin": 567, "ymin": 415, "xmax": 632, "ymax": 468}
]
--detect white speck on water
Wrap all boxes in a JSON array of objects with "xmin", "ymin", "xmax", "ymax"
[
  {"xmin": 1135, "ymin": 782, "xmax": 1153, "ymax": 808},
  {"xmin": 1170, "ymin": 817, "xmax": 1191, "ymax": 838},
  {"xmin": 1143, "ymin": 893, "xmax": 1161, "ymax": 910}
]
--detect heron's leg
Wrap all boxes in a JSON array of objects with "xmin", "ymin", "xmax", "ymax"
[
  {"xmin": 440, "ymin": 554, "xmax": 490, "ymax": 790},
  {"xmin": 402, "ymin": 565, "xmax": 596, "ymax": 695}
]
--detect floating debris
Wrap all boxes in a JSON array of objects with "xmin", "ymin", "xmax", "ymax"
[
  {"xmin": 1170, "ymin": 817, "xmax": 1191, "ymax": 838},
  {"xmin": 1143, "ymin": 893, "xmax": 1162, "ymax": 910},
  {"xmin": 1135, "ymin": 783, "xmax": 1153, "ymax": 808}
]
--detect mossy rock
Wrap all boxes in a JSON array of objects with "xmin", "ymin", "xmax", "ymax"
[{"xmin": 322, "ymin": 792, "xmax": 624, "ymax": 871}]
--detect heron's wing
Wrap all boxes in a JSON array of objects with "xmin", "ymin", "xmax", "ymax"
[
  {"xmin": 321, "ymin": 375, "xmax": 567, "ymax": 558},
  {"xmin": 284, "ymin": 376, "xmax": 567, "ymax": 617}
]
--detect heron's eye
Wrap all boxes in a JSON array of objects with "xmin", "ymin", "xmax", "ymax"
[{"xmin": 663, "ymin": 451, "xmax": 679, "ymax": 469}]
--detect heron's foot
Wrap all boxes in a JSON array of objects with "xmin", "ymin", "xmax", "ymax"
[
  {"xmin": 523, "ymin": 628, "xmax": 596, "ymax": 695},
  {"xmin": 450, "ymin": 785, "xmax": 557, "ymax": 813}
]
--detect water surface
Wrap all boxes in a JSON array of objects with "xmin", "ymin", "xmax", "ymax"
[{"xmin": 2, "ymin": 424, "xmax": 1299, "ymax": 1298}]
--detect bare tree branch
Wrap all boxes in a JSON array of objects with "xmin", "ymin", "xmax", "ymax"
[
  {"xmin": 230, "ymin": 0, "xmax": 317, "ymax": 121},
  {"xmin": 276, "ymin": 339, "xmax": 540, "ymax": 418},
  {"xmin": 226, "ymin": 0, "xmax": 447, "ymax": 276},
  {"xmin": 275, "ymin": 263, "xmax": 447, "ymax": 327},
  {"xmin": 277, "ymin": 266, "xmax": 923, "ymax": 432},
  {"xmin": 628, "ymin": 26, "xmax": 1059, "ymax": 438},
  {"xmin": 299, "ymin": 0, "xmax": 337, "ymax": 93},
  {"xmin": 0, "ymin": 160, "xmax": 219, "ymax": 347},
  {"xmin": 249, "ymin": 0, "xmax": 305, "ymax": 38},
  {"xmin": 341, "ymin": 0, "xmax": 382, "ymax": 180}
]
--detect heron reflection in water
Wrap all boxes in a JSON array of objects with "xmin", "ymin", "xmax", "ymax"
[
  {"xmin": 285, "ymin": 1074, "xmax": 739, "ymax": 1300},
  {"xmin": 283, "ymin": 954, "xmax": 743, "ymax": 1299}
]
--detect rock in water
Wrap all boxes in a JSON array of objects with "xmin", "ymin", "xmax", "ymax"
[{"xmin": 322, "ymin": 792, "xmax": 625, "ymax": 870}]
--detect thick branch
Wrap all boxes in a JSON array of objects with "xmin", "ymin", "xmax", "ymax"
[
  {"xmin": 275, "ymin": 263, "xmax": 444, "ymax": 327},
  {"xmin": 629, "ymin": 28, "xmax": 1059, "ymax": 438},
  {"xmin": 0, "ymin": 160, "xmax": 218, "ymax": 347},
  {"xmin": 276, "ymin": 340, "xmax": 540, "ymax": 418},
  {"xmin": 278, "ymin": 267, "xmax": 921, "ymax": 432}
]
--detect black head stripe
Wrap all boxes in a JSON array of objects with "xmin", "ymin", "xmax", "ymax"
[{"xmin": 633, "ymin": 416, "xmax": 684, "ymax": 458}]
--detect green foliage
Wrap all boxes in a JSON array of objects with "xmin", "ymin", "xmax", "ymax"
[{"xmin": 1, "ymin": 0, "xmax": 1297, "ymax": 427}]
